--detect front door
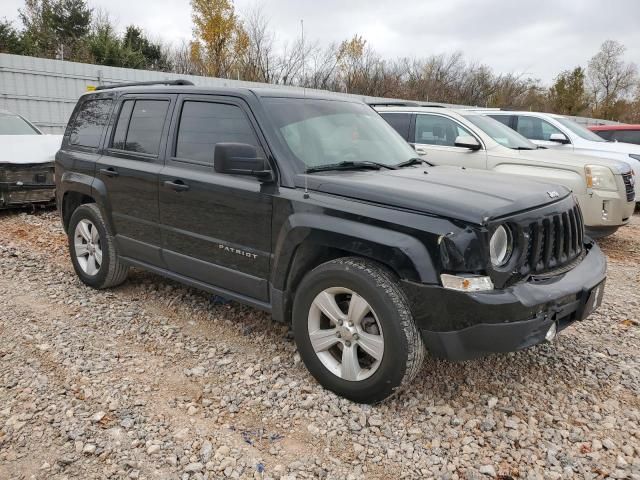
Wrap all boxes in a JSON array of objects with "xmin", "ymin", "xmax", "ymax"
[
  {"xmin": 413, "ymin": 113, "xmax": 487, "ymax": 169},
  {"xmin": 159, "ymin": 95, "xmax": 273, "ymax": 302},
  {"xmin": 96, "ymin": 94, "xmax": 174, "ymax": 267}
]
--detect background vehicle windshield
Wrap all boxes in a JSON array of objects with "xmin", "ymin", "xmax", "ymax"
[
  {"xmin": 464, "ymin": 114, "xmax": 537, "ymax": 149},
  {"xmin": 554, "ymin": 117, "xmax": 606, "ymax": 142},
  {"xmin": 0, "ymin": 112, "xmax": 40, "ymax": 135},
  {"xmin": 263, "ymin": 98, "xmax": 417, "ymax": 170}
]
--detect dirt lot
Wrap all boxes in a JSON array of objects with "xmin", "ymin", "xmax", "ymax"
[{"xmin": 0, "ymin": 209, "xmax": 638, "ymax": 480}]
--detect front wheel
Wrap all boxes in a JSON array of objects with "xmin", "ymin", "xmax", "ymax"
[{"xmin": 292, "ymin": 257, "xmax": 425, "ymax": 403}]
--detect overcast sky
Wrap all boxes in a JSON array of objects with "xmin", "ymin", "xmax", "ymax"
[{"xmin": 2, "ymin": 0, "xmax": 639, "ymax": 83}]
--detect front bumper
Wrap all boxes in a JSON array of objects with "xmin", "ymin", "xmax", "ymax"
[
  {"xmin": 402, "ymin": 242, "xmax": 607, "ymax": 360},
  {"xmin": 576, "ymin": 190, "xmax": 635, "ymax": 230},
  {"xmin": 0, "ymin": 163, "xmax": 56, "ymax": 208}
]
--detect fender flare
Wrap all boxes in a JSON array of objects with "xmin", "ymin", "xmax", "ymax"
[{"xmin": 271, "ymin": 213, "xmax": 438, "ymax": 291}]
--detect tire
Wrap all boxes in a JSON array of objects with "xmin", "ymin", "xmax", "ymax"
[
  {"xmin": 292, "ymin": 257, "xmax": 426, "ymax": 403},
  {"xmin": 67, "ymin": 203, "xmax": 128, "ymax": 289}
]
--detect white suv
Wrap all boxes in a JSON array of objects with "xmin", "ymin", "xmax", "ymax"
[
  {"xmin": 375, "ymin": 106, "xmax": 636, "ymax": 237},
  {"xmin": 477, "ymin": 110, "xmax": 640, "ymax": 202}
]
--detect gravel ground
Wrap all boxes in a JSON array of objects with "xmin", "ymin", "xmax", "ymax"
[{"xmin": 0, "ymin": 209, "xmax": 638, "ymax": 480}]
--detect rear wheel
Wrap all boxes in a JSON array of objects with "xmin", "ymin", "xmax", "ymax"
[
  {"xmin": 68, "ymin": 203, "xmax": 128, "ymax": 289},
  {"xmin": 292, "ymin": 257, "xmax": 425, "ymax": 403}
]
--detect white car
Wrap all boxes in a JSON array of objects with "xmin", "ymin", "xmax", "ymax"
[
  {"xmin": 0, "ymin": 109, "xmax": 62, "ymax": 209},
  {"xmin": 476, "ymin": 110, "xmax": 640, "ymax": 202},
  {"xmin": 375, "ymin": 106, "xmax": 636, "ymax": 237}
]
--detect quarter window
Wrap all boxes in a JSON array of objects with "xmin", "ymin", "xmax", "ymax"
[
  {"xmin": 111, "ymin": 100, "xmax": 134, "ymax": 150},
  {"xmin": 69, "ymin": 98, "xmax": 113, "ymax": 148},
  {"xmin": 175, "ymin": 101, "xmax": 260, "ymax": 164},
  {"xmin": 379, "ymin": 113, "xmax": 411, "ymax": 140},
  {"xmin": 414, "ymin": 114, "xmax": 474, "ymax": 147},
  {"xmin": 515, "ymin": 116, "xmax": 563, "ymax": 141}
]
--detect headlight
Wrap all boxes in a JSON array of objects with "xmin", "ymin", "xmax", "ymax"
[
  {"xmin": 489, "ymin": 225, "xmax": 513, "ymax": 267},
  {"xmin": 585, "ymin": 165, "xmax": 617, "ymax": 191}
]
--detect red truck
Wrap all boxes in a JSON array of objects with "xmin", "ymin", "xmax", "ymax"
[{"xmin": 589, "ymin": 124, "xmax": 640, "ymax": 145}]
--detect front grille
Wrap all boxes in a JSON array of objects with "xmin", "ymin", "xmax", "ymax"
[
  {"xmin": 520, "ymin": 204, "xmax": 584, "ymax": 276},
  {"xmin": 622, "ymin": 172, "xmax": 635, "ymax": 202}
]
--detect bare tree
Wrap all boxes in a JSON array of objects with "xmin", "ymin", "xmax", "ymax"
[{"xmin": 588, "ymin": 40, "xmax": 637, "ymax": 118}]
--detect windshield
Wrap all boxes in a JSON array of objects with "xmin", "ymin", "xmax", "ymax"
[
  {"xmin": 0, "ymin": 112, "xmax": 40, "ymax": 135},
  {"xmin": 262, "ymin": 98, "xmax": 417, "ymax": 170},
  {"xmin": 555, "ymin": 117, "xmax": 606, "ymax": 142},
  {"xmin": 463, "ymin": 114, "xmax": 537, "ymax": 150}
]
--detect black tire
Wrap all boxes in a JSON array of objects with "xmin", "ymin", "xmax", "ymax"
[
  {"xmin": 67, "ymin": 203, "xmax": 128, "ymax": 289},
  {"xmin": 292, "ymin": 257, "xmax": 425, "ymax": 403}
]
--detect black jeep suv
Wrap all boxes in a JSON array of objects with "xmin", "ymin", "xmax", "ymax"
[{"xmin": 56, "ymin": 82, "xmax": 606, "ymax": 403}]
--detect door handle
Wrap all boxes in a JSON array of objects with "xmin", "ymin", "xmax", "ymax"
[
  {"xmin": 163, "ymin": 180, "xmax": 190, "ymax": 192},
  {"xmin": 100, "ymin": 167, "xmax": 119, "ymax": 177}
]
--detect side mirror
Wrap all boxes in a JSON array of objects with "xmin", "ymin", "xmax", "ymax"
[
  {"xmin": 454, "ymin": 135, "xmax": 481, "ymax": 150},
  {"xmin": 549, "ymin": 133, "xmax": 570, "ymax": 144},
  {"xmin": 214, "ymin": 143, "xmax": 272, "ymax": 180}
]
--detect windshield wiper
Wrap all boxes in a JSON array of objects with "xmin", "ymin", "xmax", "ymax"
[
  {"xmin": 396, "ymin": 157, "xmax": 433, "ymax": 168},
  {"xmin": 513, "ymin": 146, "xmax": 536, "ymax": 150},
  {"xmin": 306, "ymin": 161, "xmax": 396, "ymax": 173}
]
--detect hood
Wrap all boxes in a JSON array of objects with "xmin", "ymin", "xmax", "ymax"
[
  {"xmin": 0, "ymin": 135, "xmax": 63, "ymax": 165},
  {"xmin": 518, "ymin": 148, "xmax": 632, "ymax": 174},
  {"xmin": 303, "ymin": 166, "xmax": 571, "ymax": 225},
  {"xmin": 584, "ymin": 139, "xmax": 640, "ymax": 156}
]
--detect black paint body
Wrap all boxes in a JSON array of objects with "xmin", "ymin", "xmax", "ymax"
[{"xmin": 55, "ymin": 86, "xmax": 607, "ymax": 360}]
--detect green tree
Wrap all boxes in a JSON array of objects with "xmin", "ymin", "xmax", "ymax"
[
  {"xmin": 0, "ymin": 19, "xmax": 24, "ymax": 54},
  {"xmin": 549, "ymin": 67, "xmax": 588, "ymax": 115},
  {"xmin": 87, "ymin": 21, "xmax": 146, "ymax": 68},
  {"xmin": 49, "ymin": 0, "xmax": 91, "ymax": 58},
  {"xmin": 123, "ymin": 25, "xmax": 170, "ymax": 71}
]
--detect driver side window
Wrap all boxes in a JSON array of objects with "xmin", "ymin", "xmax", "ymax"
[
  {"xmin": 515, "ymin": 116, "xmax": 563, "ymax": 141},
  {"xmin": 415, "ymin": 114, "xmax": 473, "ymax": 147}
]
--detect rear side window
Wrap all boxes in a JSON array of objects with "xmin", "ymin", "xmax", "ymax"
[
  {"xmin": 488, "ymin": 115, "xmax": 513, "ymax": 128},
  {"xmin": 379, "ymin": 113, "xmax": 411, "ymax": 140},
  {"xmin": 515, "ymin": 116, "xmax": 562, "ymax": 141},
  {"xmin": 121, "ymin": 100, "xmax": 169, "ymax": 155},
  {"xmin": 175, "ymin": 101, "xmax": 260, "ymax": 164},
  {"xmin": 111, "ymin": 100, "xmax": 135, "ymax": 149},
  {"xmin": 69, "ymin": 98, "xmax": 113, "ymax": 148}
]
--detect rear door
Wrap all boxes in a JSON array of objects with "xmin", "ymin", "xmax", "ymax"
[
  {"xmin": 413, "ymin": 113, "xmax": 487, "ymax": 169},
  {"xmin": 159, "ymin": 95, "xmax": 273, "ymax": 302},
  {"xmin": 96, "ymin": 94, "xmax": 175, "ymax": 267}
]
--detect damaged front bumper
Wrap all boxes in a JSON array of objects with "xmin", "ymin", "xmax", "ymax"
[{"xmin": 0, "ymin": 162, "xmax": 56, "ymax": 209}]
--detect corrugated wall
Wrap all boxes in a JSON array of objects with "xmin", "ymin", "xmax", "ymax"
[
  {"xmin": 0, "ymin": 53, "xmax": 620, "ymax": 133},
  {"xmin": 0, "ymin": 53, "xmax": 405, "ymax": 134}
]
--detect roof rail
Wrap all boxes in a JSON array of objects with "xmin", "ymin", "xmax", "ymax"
[
  {"xmin": 94, "ymin": 79, "xmax": 195, "ymax": 91},
  {"xmin": 367, "ymin": 100, "xmax": 422, "ymax": 107}
]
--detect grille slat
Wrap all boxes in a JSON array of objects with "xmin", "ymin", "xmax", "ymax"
[
  {"xmin": 622, "ymin": 172, "xmax": 635, "ymax": 202},
  {"xmin": 523, "ymin": 204, "xmax": 584, "ymax": 277}
]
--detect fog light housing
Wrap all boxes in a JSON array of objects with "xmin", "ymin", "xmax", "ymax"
[
  {"xmin": 545, "ymin": 323, "xmax": 557, "ymax": 342},
  {"xmin": 441, "ymin": 274, "xmax": 494, "ymax": 292}
]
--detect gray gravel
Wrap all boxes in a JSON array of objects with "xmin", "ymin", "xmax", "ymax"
[{"xmin": 0, "ymin": 209, "xmax": 638, "ymax": 480}]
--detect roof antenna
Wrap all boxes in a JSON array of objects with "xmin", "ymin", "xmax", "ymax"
[
  {"xmin": 301, "ymin": 18, "xmax": 310, "ymax": 199},
  {"xmin": 301, "ymin": 19, "xmax": 306, "ymax": 98}
]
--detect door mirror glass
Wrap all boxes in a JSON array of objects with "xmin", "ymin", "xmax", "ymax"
[
  {"xmin": 454, "ymin": 135, "xmax": 481, "ymax": 150},
  {"xmin": 549, "ymin": 133, "xmax": 570, "ymax": 144},
  {"xmin": 214, "ymin": 143, "xmax": 272, "ymax": 180}
]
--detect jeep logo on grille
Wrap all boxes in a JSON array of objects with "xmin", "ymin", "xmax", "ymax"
[{"xmin": 547, "ymin": 191, "xmax": 560, "ymax": 198}]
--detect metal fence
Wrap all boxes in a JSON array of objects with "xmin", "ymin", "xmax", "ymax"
[{"xmin": 0, "ymin": 53, "xmax": 621, "ymax": 134}]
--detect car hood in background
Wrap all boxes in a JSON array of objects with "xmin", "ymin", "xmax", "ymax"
[
  {"xmin": 303, "ymin": 166, "xmax": 571, "ymax": 225},
  {"xmin": 0, "ymin": 135, "xmax": 63, "ymax": 165},
  {"xmin": 517, "ymin": 148, "xmax": 632, "ymax": 174}
]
